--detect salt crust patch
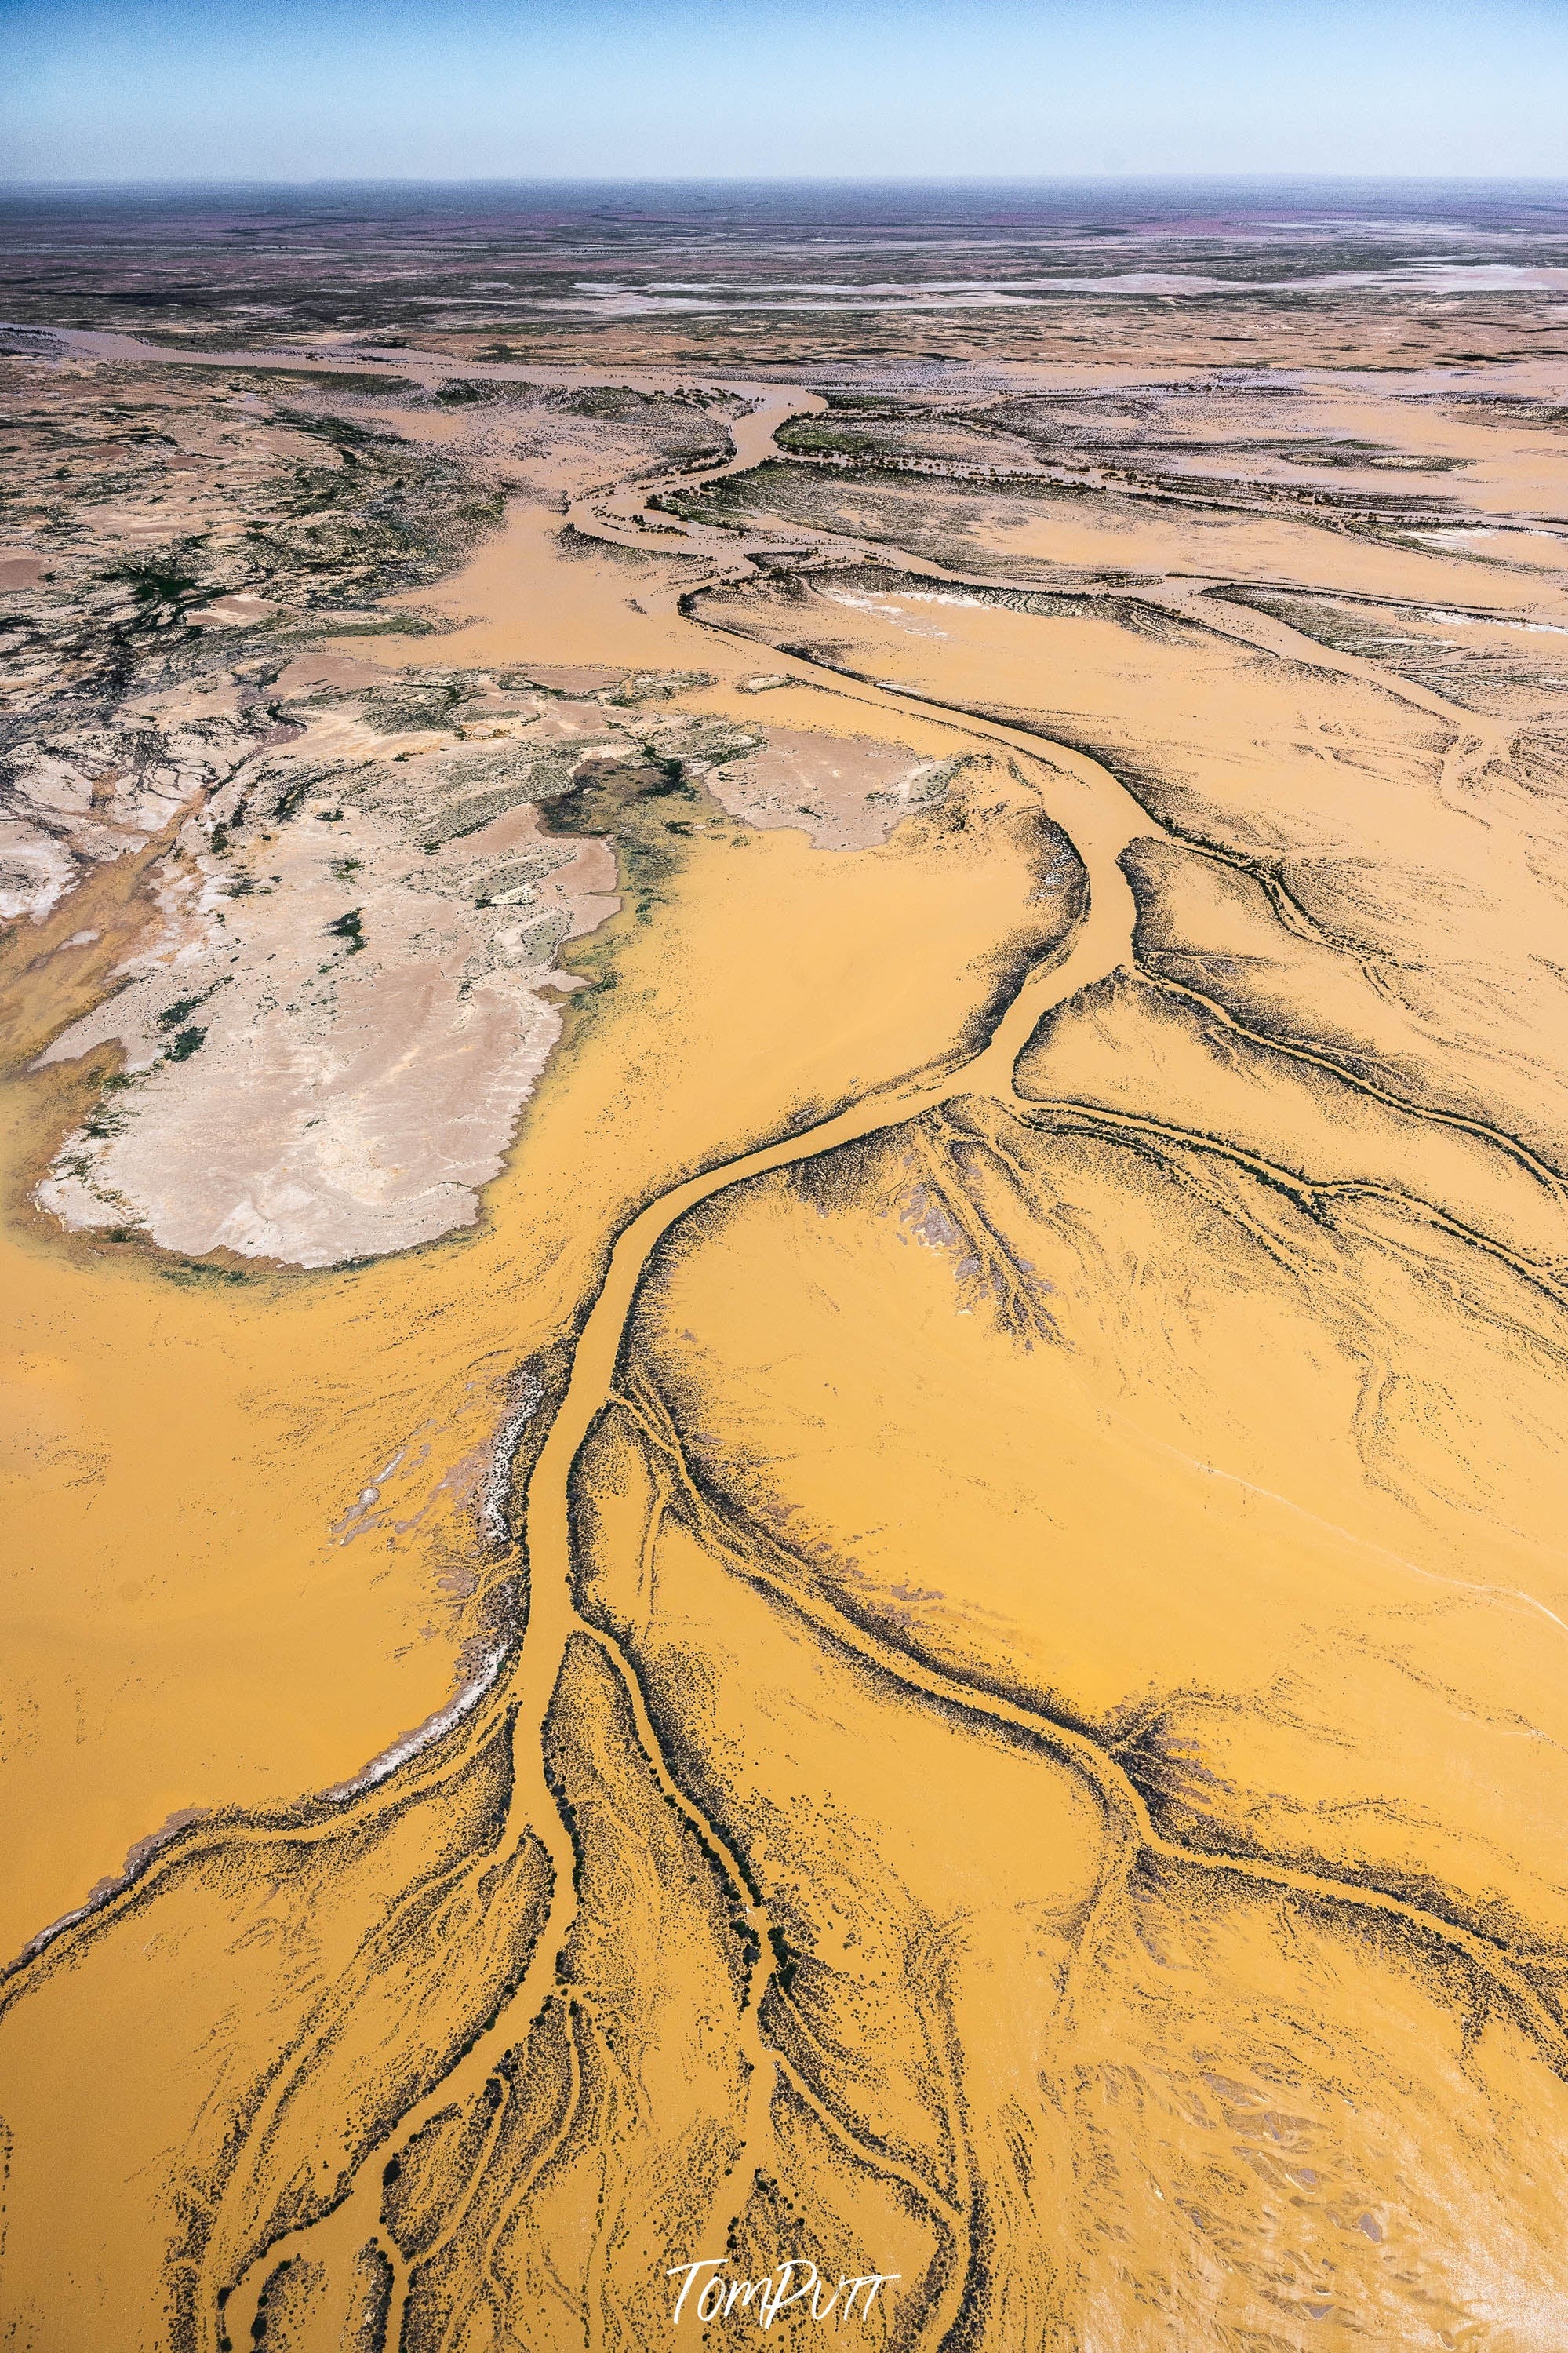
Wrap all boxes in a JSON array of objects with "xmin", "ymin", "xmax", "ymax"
[{"xmin": 707, "ymin": 724, "xmax": 959, "ymax": 851}]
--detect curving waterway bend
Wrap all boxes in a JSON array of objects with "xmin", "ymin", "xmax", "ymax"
[{"xmin": 206, "ymin": 378, "xmax": 1161, "ymax": 2352}]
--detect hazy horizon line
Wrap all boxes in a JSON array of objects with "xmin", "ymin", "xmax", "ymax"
[{"xmin": 5, "ymin": 171, "xmax": 1568, "ymax": 194}]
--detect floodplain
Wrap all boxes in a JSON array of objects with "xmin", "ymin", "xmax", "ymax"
[{"xmin": 3, "ymin": 180, "xmax": 1568, "ymax": 2350}]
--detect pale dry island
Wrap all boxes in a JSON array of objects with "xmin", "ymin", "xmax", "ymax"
[{"xmin": 4, "ymin": 182, "xmax": 1568, "ymax": 2349}]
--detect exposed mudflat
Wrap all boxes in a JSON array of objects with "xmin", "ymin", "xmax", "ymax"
[
  {"xmin": 5, "ymin": 184, "xmax": 1568, "ymax": 2353},
  {"xmin": 28, "ymin": 662, "xmax": 978, "ymax": 1262},
  {"xmin": 704, "ymin": 724, "xmax": 966, "ymax": 849}
]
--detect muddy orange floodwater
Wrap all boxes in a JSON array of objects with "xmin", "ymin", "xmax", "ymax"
[{"xmin": 5, "ymin": 215, "xmax": 1568, "ymax": 2353}]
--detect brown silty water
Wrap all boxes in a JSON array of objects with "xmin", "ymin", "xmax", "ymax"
[{"xmin": 5, "ymin": 206, "xmax": 1568, "ymax": 2348}]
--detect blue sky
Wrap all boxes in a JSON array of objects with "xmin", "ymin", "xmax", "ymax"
[{"xmin": 2, "ymin": 0, "xmax": 1566, "ymax": 183}]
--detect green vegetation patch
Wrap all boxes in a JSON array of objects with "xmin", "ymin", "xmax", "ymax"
[
  {"xmin": 156, "ymin": 995, "xmax": 206, "ymax": 1031},
  {"xmin": 325, "ymin": 908, "xmax": 365, "ymax": 952}
]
